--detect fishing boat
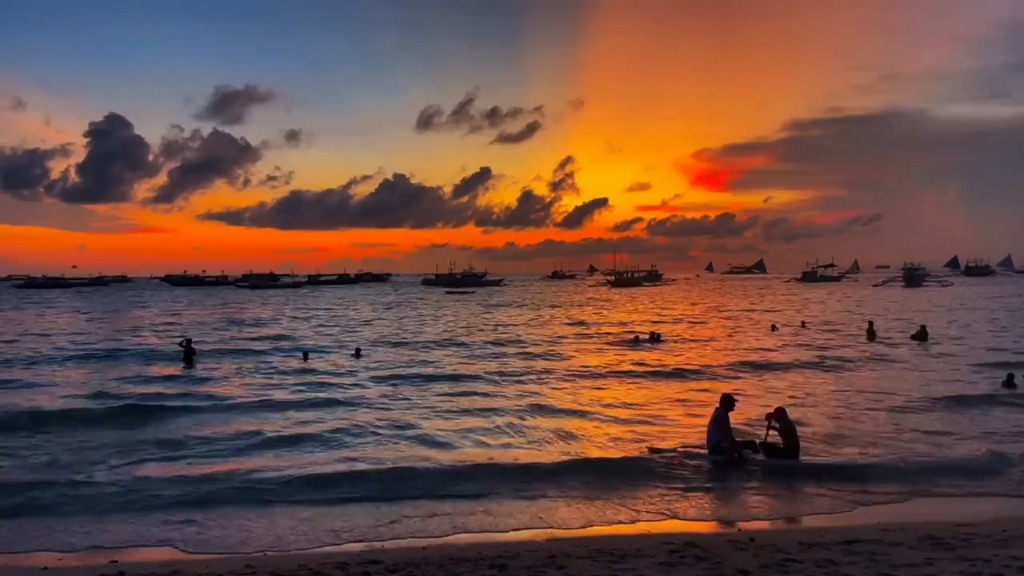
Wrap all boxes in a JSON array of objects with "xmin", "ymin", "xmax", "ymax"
[
  {"xmin": 722, "ymin": 258, "xmax": 768, "ymax": 275},
  {"xmin": 354, "ymin": 271, "xmax": 393, "ymax": 283},
  {"xmin": 844, "ymin": 259, "xmax": 861, "ymax": 275},
  {"xmin": 704, "ymin": 261, "xmax": 715, "ymax": 274},
  {"xmin": 943, "ymin": 255, "xmax": 962, "ymax": 274},
  {"xmin": 98, "ymin": 274, "xmax": 132, "ymax": 284},
  {"xmin": 0, "ymin": 274, "xmax": 32, "ymax": 282},
  {"xmin": 606, "ymin": 269, "xmax": 647, "ymax": 288},
  {"xmin": 546, "ymin": 266, "xmax": 578, "ymax": 280},
  {"xmin": 872, "ymin": 262, "xmax": 953, "ymax": 288},
  {"xmin": 963, "ymin": 259, "xmax": 995, "ymax": 277},
  {"xmin": 996, "ymin": 254, "xmax": 1016, "ymax": 273},
  {"xmin": 791, "ymin": 260, "xmax": 846, "ymax": 283},
  {"xmin": 15, "ymin": 276, "xmax": 109, "ymax": 289},
  {"xmin": 305, "ymin": 272, "xmax": 358, "ymax": 286},
  {"xmin": 423, "ymin": 263, "xmax": 504, "ymax": 288},
  {"xmin": 236, "ymin": 276, "xmax": 304, "ymax": 289},
  {"xmin": 160, "ymin": 273, "xmax": 234, "ymax": 287}
]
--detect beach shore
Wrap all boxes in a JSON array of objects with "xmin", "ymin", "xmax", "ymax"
[{"xmin": 4, "ymin": 500, "xmax": 1024, "ymax": 576}]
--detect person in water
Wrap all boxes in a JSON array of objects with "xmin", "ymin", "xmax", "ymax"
[
  {"xmin": 633, "ymin": 335, "xmax": 641, "ymax": 344},
  {"xmin": 911, "ymin": 324, "xmax": 929, "ymax": 342},
  {"xmin": 1003, "ymin": 373, "xmax": 1017, "ymax": 390},
  {"xmin": 867, "ymin": 320, "xmax": 877, "ymax": 342},
  {"xmin": 800, "ymin": 321, "xmax": 807, "ymax": 328},
  {"xmin": 352, "ymin": 347, "xmax": 362, "ymax": 359},
  {"xmin": 647, "ymin": 331, "xmax": 663, "ymax": 343},
  {"xmin": 177, "ymin": 338, "xmax": 197, "ymax": 368},
  {"xmin": 706, "ymin": 393, "xmax": 760, "ymax": 461},
  {"xmin": 771, "ymin": 324, "xmax": 779, "ymax": 332},
  {"xmin": 302, "ymin": 351, "xmax": 309, "ymax": 362},
  {"xmin": 759, "ymin": 406, "xmax": 801, "ymax": 460}
]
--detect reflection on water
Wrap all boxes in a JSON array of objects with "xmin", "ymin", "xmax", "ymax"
[{"xmin": 1, "ymin": 275, "xmax": 1023, "ymax": 553}]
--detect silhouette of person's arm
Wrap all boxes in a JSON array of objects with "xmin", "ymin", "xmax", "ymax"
[{"xmin": 178, "ymin": 339, "xmax": 187, "ymax": 349}]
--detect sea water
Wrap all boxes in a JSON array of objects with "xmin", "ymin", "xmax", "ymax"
[{"xmin": 1, "ymin": 274, "xmax": 1022, "ymax": 553}]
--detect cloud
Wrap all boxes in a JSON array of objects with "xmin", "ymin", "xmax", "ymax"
[
  {"xmin": 490, "ymin": 120, "xmax": 542, "ymax": 145},
  {"xmin": 46, "ymin": 113, "xmax": 160, "ymax": 204},
  {"xmin": 547, "ymin": 155, "xmax": 579, "ymax": 195},
  {"xmin": 610, "ymin": 217, "xmax": 645, "ymax": 233},
  {"xmin": 258, "ymin": 166, "xmax": 294, "ymax": 189},
  {"xmin": 450, "ymin": 166, "xmax": 494, "ymax": 200},
  {"xmin": 0, "ymin": 145, "xmax": 73, "ymax": 200},
  {"xmin": 624, "ymin": 181, "xmax": 653, "ymax": 193},
  {"xmin": 634, "ymin": 193, "xmax": 685, "ymax": 214},
  {"xmin": 645, "ymin": 212, "xmax": 760, "ymax": 239},
  {"xmin": 556, "ymin": 197, "xmax": 610, "ymax": 229},
  {"xmin": 475, "ymin": 189, "xmax": 558, "ymax": 229},
  {"xmin": 8, "ymin": 96, "xmax": 27, "ymax": 112},
  {"xmin": 282, "ymin": 128, "xmax": 304, "ymax": 148},
  {"xmin": 149, "ymin": 126, "xmax": 265, "ymax": 204},
  {"xmin": 471, "ymin": 235, "xmax": 687, "ymax": 263},
  {"xmin": 762, "ymin": 212, "xmax": 884, "ymax": 243},
  {"xmin": 414, "ymin": 89, "xmax": 545, "ymax": 139},
  {"xmin": 193, "ymin": 83, "xmax": 276, "ymax": 126}
]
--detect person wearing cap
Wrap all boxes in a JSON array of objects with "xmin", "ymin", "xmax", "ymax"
[
  {"xmin": 759, "ymin": 406, "xmax": 800, "ymax": 460},
  {"xmin": 706, "ymin": 393, "xmax": 760, "ymax": 461}
]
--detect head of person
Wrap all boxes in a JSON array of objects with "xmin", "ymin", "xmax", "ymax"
[
  {"xmin": 302, "ymin": 351, "xmax": 309, "ymax": 361},
  {"xmin": 1007, "ymin": 372, "xmax": 1016, "ymax": 383},
  {"xmin": 772, "ymin": 406, "xmax": 790, "ymax": 422},
  {"xmin": 185, "ymin": 338, "xmax": 193, "ymax": 346},
  {"xmin": 719, "ymin": 393, "xmax": 737, "ymax": 413},
  {"xmin": 649, "ymin": 331, "xmax": 656, "ymax": 338},
  {"xmin": 633, "ymin": 335, "xmax": 640, "ymax": 343},
  {"xmin": 801, "ymin": 321, "xmax": 806, "ymax": 327},
  {"xmin": 920, "ymin": 324, "xmax": 927, "ymax": 331},
  {"xmin": 354, "ymin": 347, "xmax": 362, "ymax": 357},
  {"xmin": 868, "ymin": 320, "xmax": 874, "ymax": 328}
]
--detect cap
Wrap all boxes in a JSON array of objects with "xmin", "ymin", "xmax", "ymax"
[{"xmin": 719, "ymin": 393, "xmax": 737, "ymax": 406}]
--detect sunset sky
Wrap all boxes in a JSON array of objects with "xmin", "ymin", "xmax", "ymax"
[{"xmin": 2, "ymin": 0, "xmax": 1023, "ymax": 274}]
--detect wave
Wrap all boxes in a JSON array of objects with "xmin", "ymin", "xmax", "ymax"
[
  {"xmin": 931, "ymin": 392, "xmax": 1024, "ymax": 410},
  {"xmin": 2, "ymin": 450, "xmax": 1017, "ymax": 519},
  {"xmin": 368, "ymin": 372, "xmax": 493, "ymax": 385},
  {"xmin": 970, "ymin": 360, "xmax": 1024, "ymax": 369},
  {"xmin": 606, "ymin": 367, "xmax": 712, "ymax": 381},
  {"xmin": 0, "ymin": 397, "xmax": 361, "ymax": 433}
]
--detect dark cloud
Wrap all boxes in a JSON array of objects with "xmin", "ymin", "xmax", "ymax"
[
  {"xmin": 258, "ymin": 166, "xmax": 294, "ymax": 189},
  {"xmin": 567, "ymin": 97, "xmax": 585, "ymax": 112},
  {"xmin": 202, "ymin": 173, "xmax": 484, "ymax": 230},
  {"xmin": 282, "ymin": 128, "xmax": 304, "ymax": 148},
  {"xmin": 762, "ymin": 212, "xmax": 884, "ymax": 243},
  {"xmin": 490, "ymin": 120, "xmax": 543, "ymax": 145},
  {"xmin": 450, "ymin": 166, "xmax": 494, "ymax": 200},
  {"xmin": 0, "ymin": 145, "xmax": 72, "ymax": 200},
  {"xmin": 193, "ymin": 84, "xmax": 276, "ymax": 126},
  {"xmin": 149, "ymin": 127, "xmax": 265, "ymax": 204},
  {"xmin": 8, "ymin": 96, "xmax": 28, "ymax": 112},
  {"xmin": 646, "ymin": 212, "xmax": 760, "ymax": 239},
  {"xmin": 414, "ymin": 89, "xmax": 545, "ymax": 137},
  {"xmin": 610, "ymin": 217, "xmax": 645, "ymax": 233},
  {"xmin": 556, "ymin": 197, "xmax": 610, "ymax": 229},
  {"xmin": 46, "ymin": 113, "xmax": 160, "ymax": 204},
  {"xmin": 624, "ymin": 181, "xmax": 653, "ymax": 193},
  {"xmin": 547, "ymin": 155, "xmax": 579, "ymax": 196},
  {"xmin": 475, "ymin": 189, "xmax": 558, "ymax": 229},
  {"xmin": 762, "ymin": 196, "xmax": 774, "ymax": 204}
]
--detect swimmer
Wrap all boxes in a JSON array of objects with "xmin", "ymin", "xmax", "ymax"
[
  {"xmin": 633, "ymin": 335, "xmax": 641, "ymax": 344},
  {"xmin": 910, "ymin": 324, "xmax": 929, "ymax": 342},
  {"xmin": 800, "ymin": 321, "xmax": 807, "ymax": 329},
  {"xmin": 648, "ymin": 331, "xmax": 657, "ymax": 342},
  {"xmin": 302, "ymin": 351, "xmax": 309, "ymax": 362},
  {"xmin": 867, "ymin": 320, "xmax": 877, "ymax": 342},
  {"xmin": 352, "ymin": 347, "xmax": 362, "ymax": 359},
  {"xmin": 771, "ymin": 324, "xmax": 779, "ymax": 332},
  {"xmin": 1003, "ymin": 373, "xmax": 1017, "ymax": 390},
  {"xmin": 177, "ymin": 337, "xmax": 197, "ymax": 368}
]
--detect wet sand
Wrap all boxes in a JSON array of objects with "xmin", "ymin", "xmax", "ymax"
[{"xmin": 3, "ymin": 517, "xmax": 1024, "ymax": 576}]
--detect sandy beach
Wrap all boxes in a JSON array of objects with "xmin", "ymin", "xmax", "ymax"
[{"xmin": 4, "ymin": 515, "xmax": 1023, "ymax": 576}]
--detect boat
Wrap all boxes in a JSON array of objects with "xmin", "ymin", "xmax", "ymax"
[
  {"xmin": 996, "ymin": 254, "xmax": 1016, "ymax": 272},
  {"xmin": 354, "ymin": 271, "xmax": 393, "ymax": 283},
  {"xmin": 844, "ymin": 259, "xmax": 861, "ymax": 275},
  {"xmin": 963, "ymin": 259, "xmax": 995, "ymax": 277},
  {"xmin": 586, "ymin": 264, "xmax": 600, "ymax": 276},
  {"xmin": 99, "ymin": 274, "xmax": 132, "ymax": 284},
  {"xmin": 423, "ymin": 263, "xmax": 504, "ymax": 288},
  {"xmin": 942, "ymin": 255, "xmax": 961, "ymax": 273},
  {"xmin": 722, "ymin": 258, "xmax": 768, "ymax": 275},
  {"xmin": 236, "ymin": 277, "xmax": 304, "ymax": 289},
  {"xmin": 792, "ymin": 260, "xmax": 846, "ymax": 283},
  {"xmin": 444, "ymin": 290, "xmax": 476, "ymax": 295},
  {"xmin": 0, "ymin": 274, "xmax": 32, "ymax": 282},
  {"xmin": 160, "ymin": 273, "xmax": 234, "ymax": 287},
  {"xmin": 546, "ymin": 267, "xmax": 578, "ymax": 280},
  {"xmin": 606, "ymin": 270, "xmax": 647, "ymax": 288},
  {"xmin": 15, "ymin": 276, "xmax": 109, "ymax": 289},
  {"xmin": 240, "ymin": 272, "xmax": 284, "ymax": 284},
  {"xmin": 872, "ymin": 262, "xmax": 953, "ymax": 288},
  {"xmin": 305, "ymin": 272, "xmax": 358, "ymax": 286},
  {"xmin": 704, "ymin": 261, "xmax": 715, "ymax": 274},
  {"xmin": 875, "ymin": 264, "xmax": 892, "ymax": 269}
]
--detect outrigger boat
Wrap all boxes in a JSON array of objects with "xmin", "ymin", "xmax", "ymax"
[
  {"xmin": 703, "ymin": 261, "xmax": 715, "ymax": 274},
  {"xmin": 790, "ymin": 259, "xmax": 847, "ymax": 283},
  {"xmin": 160, "ymin": 273, "xmax": 234, "ymax": 287},
  {"xmin": 844, "ymin": 259, "xmax": 861, "ymax": 275},
  {"xmin": 607, "ymin": 264, "xmax": 665, "ymax": 288},
  {"xmin": 354, "ymin": 271, "xmax": 393, "ymax": 283},
  {"xmin": 872, "ymin": 262, "xmax": 953, "ymax": 288},
  {"xmin": 423, "ymin": 263, "xmax": 504, "ymax": 288},
  {"xmin": 963, "ymin": 259, "xmax": 996, "ymax": 277},
  {"xmin": 305, "ymin": 272, "xmax": 358, "ymax": 286},
  {"xmin": 15, "ymin": 276, "xmax": 109, "ymax": 289},
  {"xmin": 546, "ymin": 265, "xmax": 578, "ymax": 280},
  {"xmin": 721, "ymin": 258, "xmax": 768, "ymax": 275}
]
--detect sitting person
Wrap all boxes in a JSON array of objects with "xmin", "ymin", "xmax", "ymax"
[
  {"xmin": 910, "ymin": 324, "xmax": 929, "ymax": 342},
  {"xmin": 706, "ymin": 393, "xmax": 760, "ymax": 462},
  {"xmin": 1003, "ymin": 373, "xmax": 1017, "ymax": 390},
  {"xmin": 759, "ymin": 406, "xmax": 801, "ymax": 460}
]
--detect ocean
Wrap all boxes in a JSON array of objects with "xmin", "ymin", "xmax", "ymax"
[{"xmin": 1, "ymin": 274, "xmax": 1023, "ymax": 554}]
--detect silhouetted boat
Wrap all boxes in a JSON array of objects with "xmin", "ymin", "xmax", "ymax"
[
  {"xmin": 792, "ymin": 260, "xmax": 846, "ymax": 283},
  {"xmin": 161, "ymin": 273, "xmax": 234, "ymax": 287},
  {"xmin": 722, "ymin": 258, "xmax": 767, "ymax": 275},
  {"xmin": 1, "ymin": 274, "xmax": 32, "ymax": 282},
  {"xmin": 423, "ymin": 263, "xmax": 504, "ymax": 288},
  {"xmin": 546, "ymin": 267, "xmax": 578, "ymax": 280},
  {"xmin": 354, "ymin": 271, "xmax": 393, "ymax": 283},
  {"xmin": 98, "ymin": 274, "xmax": 132, "ymax": 284},
  {"xmin": 872, "ymin": 262, "xmax": 953, "ymax": 288},
  {"xmin": 15, "ymin": 276, "xmax": 109, "ymax": 289},
  {"xmin": 845, "ymin": 259, "xmax": 861, "ymax": 275},
  {"xmin": 606, "ymin": 265, "xmax": 664, "ymax": 288},
  {"xmin": 704, "ymin": 261, "xmax": 715, "ymax": 273},
  {"xmin": 240, "ymin": 272, "xmax": 284, "ymax": 284},
  {"xmin": 305, "ymin": 272, "xmax": 358, "ymax": 286},
  {"xmin": 875, "ymin": 264, "xmax": 892, "ymax": 269},
  {"xmin": 586, "ymin": 264, "xmax": 600, "ymax": 276},
  {"xmin": 996, "ymin": 254, "xmax": 1016, "ymax": 272},
  {"xmin": 963, "ymin": 259, "xmax": 995, "ymax": 277},
  {"xmin": 236, "ymin": 276, "xmax": 304, "ymax": 289}
]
